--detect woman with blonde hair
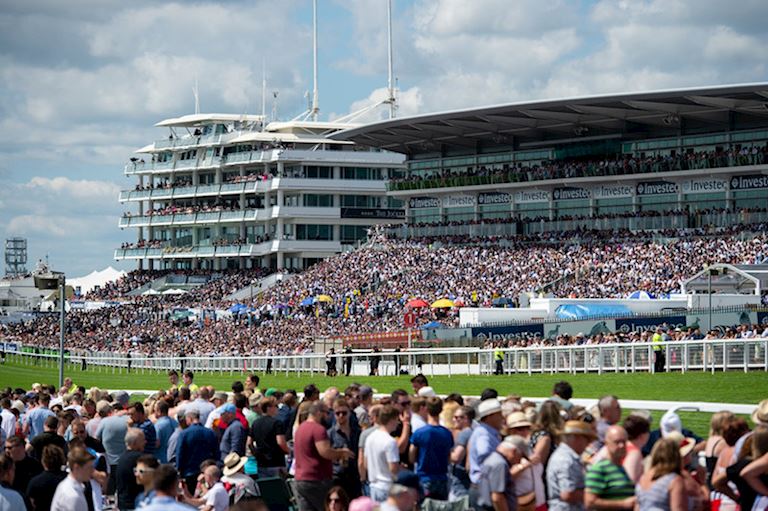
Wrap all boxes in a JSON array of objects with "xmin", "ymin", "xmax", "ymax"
[
  {"xmin": 705, "ymin": 411, "xmax": 734, "ymax": 487},
  {"xmin": 529, "ymin": 400, "xmax": 562, "ymax": 467},
  {"xmin": 636, "ymin": 438, "xmax": 687, "ymax": 511}
]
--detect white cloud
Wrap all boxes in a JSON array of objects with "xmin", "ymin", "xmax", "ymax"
[
  {"xmin": 331, "ymin": 86, "xmax": 422, "ymax": 123},
  {"xmin": 25, "ymin": 176, "xmax": 120, "ymax": 201}
]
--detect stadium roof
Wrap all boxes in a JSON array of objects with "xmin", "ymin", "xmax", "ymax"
[
  {"xmin": 682, "ymin": 263, "xmax": 768, "ymax": 296},
  {"xmin": 331, "ymin": 83, "xmax": 768, "ymax": 153}
]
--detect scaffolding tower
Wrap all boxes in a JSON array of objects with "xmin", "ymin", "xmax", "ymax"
[{"xmin": 5, "ymin": 237, "xmax": 28, "ymax": 277}]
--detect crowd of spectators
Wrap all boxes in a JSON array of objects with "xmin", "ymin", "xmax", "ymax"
[
  {"xmin": 389, "ymin": 144, "xmax": 768, "ymax": 190},
  {"xmin": 123, "ymin": 202, "xmax": 240, "ymax": 219},
  {"xmin": 1, "ymin": 376, "xmax": 767, "ymax": 511}
]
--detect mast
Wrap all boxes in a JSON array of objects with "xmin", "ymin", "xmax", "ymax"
[
  {"xmin": 311, "ymin": 0, "xmax": 320, "ymax": 121},
  {"xmin": 387, "ymin": 0, "xmax": 396, "ymax": 119},
  {"xmin": 261, "ymin": 59, "xmax": 267, "ymax": 130},
  {"xmin": 193, "ymin": 76, "xmax": 200, "ymax": 115}
]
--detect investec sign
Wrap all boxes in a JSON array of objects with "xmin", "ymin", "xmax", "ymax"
[
  {"xmin": 636, "ymin": 181, "xmax": 679, "ymax": 195},
  {"xmin": 730, "ymin": 174, "xmax": 768, "ymax": 190},
  {"xmin": 514, "ymin": 190, "xmax": 550, "ymax": 203},
  {"xmin": 553, "ymin": 187, "xmax": 590, "ymax": 200},
  {"xmin": 442, "ymin": 195, "xmax": 476, "ymax": 208},
  {"xmin": 681, "ymin": 178, "xmax": 727, "ymax": 194},
  {"xmin": 408, "ymin": 196, "xmax": 440, "ymax": 209},
  {"xmin": 592, "ymin": 184, "xmax": 634, "ymax": 199},
  {"xmin": 478, "ymin": 192, "xmax": 512, "ymax": 205}
]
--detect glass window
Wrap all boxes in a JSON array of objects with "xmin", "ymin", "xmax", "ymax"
[
  {"xmin": 341, "ymin": 225, "xmax": 369, "ymax": 241},
  {"xmin": 733, "ymin": 189, "xmax": 768, "ymax": 209},
  {"xmin": 479, "ymin": 204, "xmax": 511, "ymax": 220},
  {"xmin": 302, "ymin": 194, "xmax": 334, "ymax": 207},
  {"xmin": 409, "ymin": 208, "xmax": 441, "ymax": 224},
  {"xmin": 637, "ymin": 194, "xmax": 678, "ymax": 213},
  {"xmin": 444, "ymin": 206, "xmax": 475, "ymax": 222},
  {"xmin": 683, "ymin": 192, "xmax": 726, "ymax": 211},
  {"xmin": 296, "ymin": 224, "xmax": 333, "ymax": 240},
  {"xmin": 341, "ymin": 195, "xmax": 379, "ymax": 208},
  {"xmin": 515, "ymin": 202, "xmax": 550, "ymax": 220},
  {"xmin": 304, "ymin": 166, "xmax": 333, "ymax": 179},
  {"xmin": 341, "ymin": 167, "xmax": 383, "ymax": 180},
  {"xmin": 553, "ymin": 199, "xmax": 590, "ymax": 218},
  {"xmin": 595, "ymin": 198, "xmax": 633, "ymax": 215}
]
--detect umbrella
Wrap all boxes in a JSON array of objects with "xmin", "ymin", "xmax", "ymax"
[
  {"xmin": 299, "ymin": 297, "xmax": 315, "ymax": 307},
  {"xmin": 228, "ymin": 303, "xmax": 246, "ymax": 313},
  {"xmin": 453, "ymin": 299, "xmax": 465, "ymax": 307},
  {"xmin": 162, "ymin": 288, "xmax": 187, "ymax": 295},
  {"xmin": 421, "ymin": 321, "xmax": 442, "ymax": 329},
  {"xmin": 628, "ymin": 291, "xmax": 654, "ymax": 300},
  {"xmin": 315, "ymin": 295, "xmax": 333, "ymax": 303},
  {"xmin": 406, "ymin": 298, "xmax": 429, "ymax": 308},
  {"xmin": 430, "ymin": 298, "xmax": 455, "ymax": 308}
]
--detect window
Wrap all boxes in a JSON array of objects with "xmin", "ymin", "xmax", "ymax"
[
  {"xmin": 304, "ymin": 166, "xmax": 333, "ymax": 179},
  {"xmin": 303, "ymin": 194, "xmax": 334, "ymax": 207},
  {"xmin": 341, "ymin": 167, "xmax": 382, "ymax": 180},
  {"xmin": 341, "ymin": 225, "xmax": 368, "ymax": 241},
  {"xmin": 296, "ymin": 224, "xmax": 333, "ymax": 240},
  {"xmin": 341, "ymin": 195, "xmax": 379, "ymax": 208}
]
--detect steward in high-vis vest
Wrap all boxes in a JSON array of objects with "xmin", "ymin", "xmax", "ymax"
[
  {"xmin": 651, "ymin": 327, "xmax": 665, "ymax": 373},
  {"xmin": 494, "ymin": 348, "xmax": 504, "ymax": 375}
]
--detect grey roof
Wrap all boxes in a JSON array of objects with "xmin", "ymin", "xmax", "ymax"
[
  {"xmin": 682, "ymin": 263, "xmax": 768, "ymax": 295},
  {"xmin": 331, "ymin": 83, "xmax": 768, "ymax": 153}
]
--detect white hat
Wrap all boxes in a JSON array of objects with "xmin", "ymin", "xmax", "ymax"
[
  {"xmin": 417, "ymin": 386, "xmax": 436, "ymax": 398},
  {"xmin": 752, "ymin": 399, "xmax": 768, "ymax": 426},
  {"xmin": 660, "ymin": 410, "xmax": 682, "ymax": 437},
  {"xmin": 477, "ymin": 398, "xmax": 502, "ymax": 419}
]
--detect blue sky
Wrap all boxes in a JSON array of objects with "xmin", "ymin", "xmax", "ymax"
[{"xmin": 1, "ymin": 0, "xmax": 767, "ymax": 276}]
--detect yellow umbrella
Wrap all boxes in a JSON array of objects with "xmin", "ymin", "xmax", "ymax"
[
  {"xmin": 315, "ymin": 294, "xmax": 333, "ymax": 303},
  {"xmin": 430, "ymin": 298, "xmax": 455, "ymax": 308}
]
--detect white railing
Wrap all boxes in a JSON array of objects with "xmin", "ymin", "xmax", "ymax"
[{"xmin": 8, "ymin": 339, "xmax": 768, "ymax": 378}]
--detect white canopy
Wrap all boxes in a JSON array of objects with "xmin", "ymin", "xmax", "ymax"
[{"xmin": 68, "ymin": 267, "xmax": 126, "ymax": 295}]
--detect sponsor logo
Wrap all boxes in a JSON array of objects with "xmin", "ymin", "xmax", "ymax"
[
  {"xmin": 730, "ymin": 174, "xmax": 768, "ymax": 190},
  {"xmin": 682, "ymin": 179, "xmax": 727, "ymax": 194},
  {"xmin": 408, "ymin": 197, "xmax": 440, "ymax": 209},
  {"xmin": 340, "ymin": 208, "xmax": 405, "ymax": 219},
  {"xmin": 442, "ymin": 195, "xmax": 476, "ymax": 208},
  {"xmin": 615, "ymin": 316, "xmax": 686, "ymax": 334},
  {"xmin": 514, "ymin": 190, "xmax": 550, "ymax": 203},
  {"xmin": 636, "ymin": 181, "xmax": 679, "ymax": 195},
  {"xmin": 592, "ymin": 185, "xmax": 634, "ymax": 199},
  {"xmin": 553, "ymin": 187, "xmax": 591, "ymax": 200},
  {"xmin": 478, "ymin": 192, "xmax": 512, "ymax": 205}
]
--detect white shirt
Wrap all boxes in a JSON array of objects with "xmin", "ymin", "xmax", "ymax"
[
  {"xmin": 51, "ymin": 476, "xmax": 103, "ymax": 511},
  {"xmin": 0, "ymin": 409, "xmax": 15, "ymax": 440},
  {"xmin": 0, "ymin": 485, "xmax": 26, "ymax": 511},
  {"xmin": 410, "ymin": 413, "xmax": 427, "ymax": 433},
  {"xmin": 203, "ymin": 482, "xmax": 229, "ymax": 511},
  {"xmin": 364, "ymin": 428, "xmax": 400, "ymax": 492}
]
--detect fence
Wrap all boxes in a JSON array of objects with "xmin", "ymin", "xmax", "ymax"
[{"xmin": 7, "ymin": 338, "xmax": 768, "ymax": 378}]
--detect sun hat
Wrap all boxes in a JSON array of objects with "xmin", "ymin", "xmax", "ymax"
[
  {"xmin": 751, "ymin": 399, "xmax": 768, "ymax": 426},
  {"xmin": 660, "ymin": 410, "xmax": 682, "ymax": 438},
  {"xmin": 506, "ymin": 411, "xmax": 532, "ymax": 429},
  {"xmin": 562, "ymin": 420, "xmax": 597, "ymax": 439},
  {"xmin": 666, "ymin": 431, "xmax": 697, "ymax": 458},
  {"xmin": 222, "ymin": 452, "xmax": 247, "ymax": 477},
  {"xmin": 11, "ymin": 401, "xmax": 24, "ymax": 414},
  {"xmin": 417, "ymin": 386, "xmax": 436, "ymax": 398},
  {"xmin": 477, "ymin": 398, "xmax": 503, "ymax": 419},
  {"xmin": 213, "ymin": 392, "xmax": 228, "ymax": 402}
]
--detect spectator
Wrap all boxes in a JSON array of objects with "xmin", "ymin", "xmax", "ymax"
[
  {"xmin": 0, "ymin": 399, "xmax": 16, "ymax": 442},
  {"xmin": 294, "ymin": 402, "xmax": 354, "ymax": 511},
  {"xmin": 636, "ymin": 438, "xmax": 688, "ymax": 511},
  {"xmin": 546, "ymin": 420, "xmax": 595, "ymax": 511},
  {"xmin": 585, "ymin": 426, "xmax": 636, "ymax": 510},
  {"xmin": 550, "ymin": 381, "xmax": 574, "ymax": 411},
  {"xmin": 704, "ymin": 411, "xmax": 733, "ymax": 489},
  {"xmin": 469, "ymin": 398, "xmax": 505, "ymax": 492},
  {"xmin": 116, "ymin": 428, "xmax": 146, "ymax": 511},
  {"xmin": 0, "ymin": 453, "xmax": 25, "ymax": 510},
  {"xmin": 221, "ymin": 453, "xmax": 259, "ymax": 503},
  {"xmin": 621, "ymin": 415, "xmax": 651, "ymax": 483},
  {"xmin": 531, "ymin": 401, "xmax": 563, "ymax": 470},
  {"xmin": 181, "ymin": 371, "xmax": 199, "ymax": 394},
  {"xmin": 130, "ymin": 403, "xmax": 158, "ymax": 456},
  {"xmin": 409, "ymin": 397, "xmax": 428, "ymax": 433},
  {"xmin": 324, "ymin": 486, "xmax": 350, "ymax": 511},
  {"xmin": 5, "ymin": 435, "xmax": 42, "ymax": 495},
  {"xmin": 220, "ymin": 403, "xmax": 247, "ymax": 460},
  {"xmin": 354, "ymin": 386, "xmax": 374, "ymax": 429},
  {"xmin": 595, "ymin": 396, "xmax": 621, "ymax": 450},
  {"xmin": 364, "ymin": 404, "xmax": 402, "ymax": 502},
  {"xmin": 24, "ymin": 393, "xmax": 55, "ymax": 439},
  {"xmin": 30, "ymin": 415, "xmax": 66, "ymax": 462},
  {"xmin": 95, "ymin": 401, "xmax": 129, "ymax": 494},
  {"xmin": 449, "ymin": 405, "xmax": 475, "ymax": 498},
  {"xmin": 249, "ymin": 396, "xmax": 289, "ymax": 478},
  {"xmin": 357, "ymin": 404, "xmax": 382, "ymax": 497},
  {"xmin": 409, "ymin": 396, "xmax": 453, "ymax": 500},
  {"xmin": 175, "ymin": 409, "xmax": 219, "ymax": 490},
  {"xmin": 190, "ymin": 387, "xmax": 215, "ymax": 427},
  {"xmin": 476, "ymin": 435, "xmax": 527, "ymax": 511},
  {"xmin": 25, "ymin": 445, "xmax": 67, "ymax": 511},
  {"xmin": 86, "ymin": 400, "xmax": 111, "ymax": 439},
  {"xmin": 140, "ymin": 464, "xmax": 195, "ymax": 511},
  {"xmin": 410, "ymin": 375, "xmax": 428, "ymax": 395},
  {"xmin": 153, "ymin": 401, "xmax": 177, "ymax": 464},
  {"xmin": 327, "ymin": 398, "xmax": 361, "ymax": 498},
  {"xmin": 245, "ymin": 374, "xmax": 260, "ymax": 396},
  {"xmin": 166, "ymin": 410, "xmax": 188, "ymax": 466},
  {"xmin": 181, "ymin": 465, "xmax": 228, "ymax": 511},
  {"xmin": 134, "ymin": 454, "xmax": 160, "ymax": 508},
  {"xmin": 50, "ymin": 446, "xmax": 102, "ymax": 511}
]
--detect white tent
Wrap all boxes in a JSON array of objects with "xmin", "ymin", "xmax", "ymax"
[
  {"xmin": 142, "ymin": 289, "xmax": 161, "ymax": 295},
  {"xmin": 162, "ymin": 288, "xmax": 187, "ymax": 295},
  {"xmin": 68, "ymin": 267, "xmax": 127, "ymax": 296}
]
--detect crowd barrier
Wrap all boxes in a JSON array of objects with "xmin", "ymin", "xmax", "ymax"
[{"xmin": 6, "ymin": 338, "xmax": 768, "ymax": 378}]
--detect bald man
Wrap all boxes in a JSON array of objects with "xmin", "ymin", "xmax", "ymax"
[{"xmin": 585, "ymin": 426, "xmax": 636, "ymax": 510}]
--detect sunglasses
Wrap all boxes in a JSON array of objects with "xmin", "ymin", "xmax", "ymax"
[
  {"xmin": 399, "ymin": 400, "xmax": 411, "ymax": 406},
  {"xmin": 335, "ymin": 410, "xmax": 349, "ymax": 416},
  {"xmin": 134, "ymin": 468, "xmax": 155, "ymax": 475}
]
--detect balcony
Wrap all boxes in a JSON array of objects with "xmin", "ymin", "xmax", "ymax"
[
  {"xmin": 119, "ymin": 182, "xmax": 267, "ymax": 202},
  {"xmin": 118, "ymin": 209, "xmax": 274, "ymax": 228},
  {"xmin": 114, "ymin": 239, "xmax": 343, "ymax": 260}
]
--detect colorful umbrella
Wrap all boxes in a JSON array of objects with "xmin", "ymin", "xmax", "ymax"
[
  {"xmin": 430, "ymin": 298, "xmax": 455, "ymax": 308},
  {"xmin": 406, "ymin": 298, "xmax": 430, "ymax": 308},
  {"xmin": 315, "ymin": 294, "xmax": 333, "ymax": 303},
  {"xmin": 299, "ymin": 297, "xmax": 314, "ymax": 307}
]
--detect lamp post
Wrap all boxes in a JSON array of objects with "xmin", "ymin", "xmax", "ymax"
[
  {"xmin": 58, "ymin": 275, "xmax": 66, "ymax": 388},
  {"xmin": 707, "ymin": 267, "xmax": 718, "ymax": 332}
]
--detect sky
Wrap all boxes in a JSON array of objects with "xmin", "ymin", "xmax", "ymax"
[{"xmin": 1, "ymin": 0, "xmax": 767, "ymax": 277}]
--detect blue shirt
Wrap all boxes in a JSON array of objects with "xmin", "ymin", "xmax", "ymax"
[
  {"xmin": 411, "ymin": 424, "xmax": 454, "ymax": 482},
  {"xmin": 141, "ymin": 495, "xmax": 196, "ymax": 511},
  {"xmin": 154, "ymin": 416, "xmax": 178, "ymax": 464},
  {"xmin": 176, "ymin": 423, "xmax": 220, "ymax": 477},
  {"xmin": 26, "ymin": 406, "xmax": 55, "ymax": 438},
  {"xmin": 137, "ymin": 418, "xmax": 158, "ymax": 456},
  {"xmin": 96, "ymin": 415, "xmax": 129, "ymax": 466},
  {"xmin": 468, "ymin": 422, "xmax": 501, "ymax": 484}
]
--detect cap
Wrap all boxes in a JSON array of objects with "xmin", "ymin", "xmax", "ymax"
[
  {"xmin": 264, "ymin": 388, "xmax": 278, "ymax": 397},
  {"xmin": 660, "ymin": 410, "xmax": 682, "ymax": 437},
  {"xmin": 477, "ymin": 398, "xmax": 502, "ymax": 419},
  {"xmin": 221, "ymin": 403, "xmax": 237, "ymax": 414},
  {"xmin": 358, "ymin": 385, "xmax": 373, "ymax": 398}
]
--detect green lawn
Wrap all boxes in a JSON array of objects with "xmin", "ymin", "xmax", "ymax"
[{"xmin": 1, "ymin": 359, "xmax": 762, "ymax": 437}]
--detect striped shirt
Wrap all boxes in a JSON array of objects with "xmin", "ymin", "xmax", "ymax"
[{"xmin": 586, "ymin": 459, "xmax": 635, "ymax": 500}]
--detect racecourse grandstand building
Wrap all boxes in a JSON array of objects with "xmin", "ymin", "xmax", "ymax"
[
  {"xmin": 116, "ymin": 114, "xmax": 405, "ymax": 271},
  {"xmin": 334, "ymin": 84, "xmax": 768, "ymax": 239}
]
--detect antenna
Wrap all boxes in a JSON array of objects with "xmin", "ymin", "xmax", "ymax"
[
  {"xmin": 387, "ymin": 0, "xmax": 397, "ymax": 119},
  {"xmin": 310, "ymin": 0, "xmax": 319, "ymax": 121},
  {"xmin": 272, "ymin": 91, "xmax": 279, "ymax": 122},
  {"xmin": 261, "ymin": 59, "xmax": 267, "ymax": 131},
  {"xmin": 193, "ymin": 76, "xmax": 200, "ymax": 114}
]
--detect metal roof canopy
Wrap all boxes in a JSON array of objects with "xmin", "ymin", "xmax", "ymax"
[
  {"xmin": 331, "ymin": 83, "xmax": 768, "ymax": 154},
  {"xmin": 682, "ymin": 263, "xmax": 768, "ymax": 296}
]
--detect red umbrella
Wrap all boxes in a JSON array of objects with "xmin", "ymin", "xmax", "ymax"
[{"xmin": 406, "ymin": 298, "xmax": 429, "ymax": 308}]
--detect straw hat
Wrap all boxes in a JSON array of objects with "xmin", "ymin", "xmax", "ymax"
[
  {"xmin": 506, "ymin": 411, "xmax": 532, "ymax": 429},
  {"xmin": 222, "ymin": 452, "xmax": 247, "ymax": 477},
  {"xmin": 477, "ymin": 398, "xmax": 502, "ymax": 419},
  {"xmin": 752, "ymin": 399, "xmax": 768, "ymax": 426},
  {"xmin": 563, "ymin": 420, "xmax": 597, "ymax": 439},
  {"xmin": 666, "ymin": 431, "xmax": 697, "ymax": 458}
]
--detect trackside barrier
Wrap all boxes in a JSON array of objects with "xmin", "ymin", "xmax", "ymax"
[{"xmin": 5, "ymin": 338, "xmax": 768, "ymax": 377}]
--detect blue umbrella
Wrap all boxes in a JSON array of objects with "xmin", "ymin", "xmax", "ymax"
[
  {"xmin": 628, "ymin": 291, "xmax": 654, "ymax": 299},
  {"xmin": 228, "ymin": 303, "xmax": 246, "ymax": 313},
  {"xmin": 421, "ymin": 321, "xmax": 442, "ymax": 329},
  {"xmin": 492, "ymin": 297, "xmax": 513, "ymax": 307},
  {"xmin": 299, "ymin": 297, "xmax": 314, "ymax": 307}
]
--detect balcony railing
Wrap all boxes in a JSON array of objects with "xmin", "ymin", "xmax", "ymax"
[{"xmin": 114, "ymin": 239, "xmax": 343, "ymax": 259}]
